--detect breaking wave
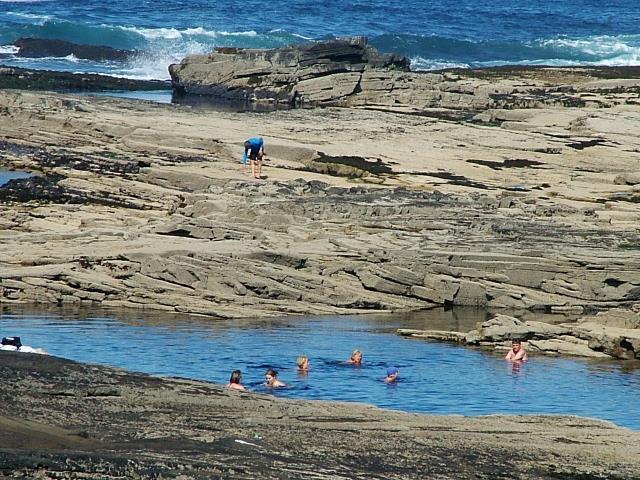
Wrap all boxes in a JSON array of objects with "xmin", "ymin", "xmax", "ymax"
[{"xmin": 1, "ymin": 16, "xmax": 639, "ymax": 79}]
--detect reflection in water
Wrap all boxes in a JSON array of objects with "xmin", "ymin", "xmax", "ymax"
[
  {"xmin": 1, "ymin": 305, "xmax": 639, "ymax": 430},
  {"xmin": 510, "ymin": 360, "xmax": 525, "ymax": 375}
]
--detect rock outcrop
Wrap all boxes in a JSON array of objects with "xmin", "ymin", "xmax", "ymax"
[
  {"xmin": 169, "ymin": 36, "xmax": 410, "ymax": 106},
  {"xmin": 0, "ymin": 66, "xmax": 169, "ymax": 91},
  {"xmin": 13, "ymin": 37, "xmax": 135, "ymax": 62},
  {"xmin": 1, "ymin": 66, "xmax": 640, "ymax": 318},
  {"xmin": 399, "ymin": 307, "xmax": 640, "ymax": 360},
  {"xmin": 170, "ymin": 38, "xmax": 640, "ymax": 110}
]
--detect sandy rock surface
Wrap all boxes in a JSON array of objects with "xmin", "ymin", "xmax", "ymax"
[{"xmin": 1, "ymin": 70, "xmax": 639, "ymax": 319}]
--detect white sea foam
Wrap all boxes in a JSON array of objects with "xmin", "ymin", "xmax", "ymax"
[
  {"xmin": 117, "ymin": 24, "xmax": 258, "ymax": 41},
  {"xmin": 539, "ymin": 35, "xmax": 640, "ymax": 60},
  {"xmin": 410, "ymin": 57, "xmax": 470, "ymax": 71},
  {"xmin": 118, "ymin": 26, "xmax": 184, "ymax": 40},
  {"xmin": 112, "ymin": 42, "xmax": 209, "ymax": 80},
  {"xmin": 291, "ymin": 33, "xmax": 314, "ymax": 41},
  {"xmin": 216, "ymin": 30, "xmax": 258, "ymax": 37},
  {"xmin": 6, "ymin": 11, "xmax": 53, "ymax": 21},
  {"xmin": 62, "ymin": 54, "xmax": 80, "ymax": 63},
  {"xmin": 0, "ymin": 45, "xmax": 20, "ymax": 55},
  {"xmin": 268, "ymin": 28, "xmax": 312, "ymax": 40}
]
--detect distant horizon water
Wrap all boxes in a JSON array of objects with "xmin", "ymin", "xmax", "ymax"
[{"xmin": 1, "ymin": 0, "xmax": 639, "ymax": 80}]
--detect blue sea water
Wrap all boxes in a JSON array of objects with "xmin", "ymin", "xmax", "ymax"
[{"xmin": 1, "ymin": 0, "xmax": 640, "ymax": 80}]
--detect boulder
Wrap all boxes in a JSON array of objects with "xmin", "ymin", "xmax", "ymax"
[
  {"xmin": 453, "ymin": 280, "xmax": 487, "ymax": 306},
  {"xmin": 613, "ymin": 173, "xmax": 640, "ymax": 185},
  {"xmin": 579, "ymin": 308, "xmax": 640, "ymax": 329}
]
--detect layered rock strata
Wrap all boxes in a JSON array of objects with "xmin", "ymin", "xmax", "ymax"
[
  {"xmin": 399, "ymin": 307, "xmax": 640, "ymax": 360},
  {"xmin": 169, "ymin": 36, "xmax": 410, "ymax": 106},
  {"xmin": 2, "ymin": 352, "xmax": 640, "ymax": 479},
  {"xmin": 169, "ymin": 37, "xmax": 640, "ymax": 110},
  {"xmin": 1, "ymin": 67, "xmax": 639, "ymax": 319}
]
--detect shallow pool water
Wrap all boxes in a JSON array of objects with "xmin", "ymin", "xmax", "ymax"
[
  {"xmin": 2, "ymin": 308, "xmax": 639, "ymax": 430},
  {"xmin": 0, "ymin": 169, "xmax": 32, "ymax": 186}
]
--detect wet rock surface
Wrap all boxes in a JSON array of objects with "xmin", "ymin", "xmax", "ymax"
[
  {"xmin": 1, "ymin": 352, "xmax": 639, "ymax": 479},
  {"xmin": 0, "ymin": 65, "xmax": 169, "ymax": 91},
  {"xmin": 13, "ymin": 38, "xmax": 135, "ymax": 62}
]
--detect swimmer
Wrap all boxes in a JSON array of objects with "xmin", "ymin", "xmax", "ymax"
[
  {"xmin": 296, "ymin": 355, "xmax": 309, "ymax": 373},
  {"xmin": 347, "ymin": 349, "xmax": 363, "ymax": 365},
  {"xmin": 264, "ymin": 368, "xmax": 286, "ymax": 388},
  {"xmin": 505, "ymin": 339, "xmax": 528, "ymax": 362},
  {"xmin": 227, "ymin": 370, "xmax": 246, "ymax": 391},
  {"xmin": 385, "ymin": 366, "xmax": 399, "ymax": 384}
]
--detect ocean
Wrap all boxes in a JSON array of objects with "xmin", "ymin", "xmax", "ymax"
[{"xmin": 1, "ymin": 0, "xmax": 639, "ymax": 80}]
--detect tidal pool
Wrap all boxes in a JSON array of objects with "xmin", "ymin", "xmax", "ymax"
[
  {"xmin": 0, "ymin": 169, "xmax": 32, "ymax": 186},
  {"xmin": 2, "ymin": 307, "xmax": 639, "ymax": 430}
]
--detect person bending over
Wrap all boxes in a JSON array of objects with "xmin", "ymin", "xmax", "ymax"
[{"xmin": 243, "ymin": 136, "xmax": 265, "ymax": 179}]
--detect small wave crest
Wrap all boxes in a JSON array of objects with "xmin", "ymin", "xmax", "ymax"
[
  {"xmin": 118, "ymin": 25, "xmax": 259, "ymax": 41},
  {"xmin": 0, "ymin": 44, "xmax": 20, "ymax": 54},
  {"xmin": 538, "ymin": 35, "xmax": 640, "ymax": 66},
  {"xmin": 6, "ymin": 12, "xmax": 53, "ymax": 24},
  {"xmin": 409, "ymin": 57, "xmax": 470, "ymax": 71}
]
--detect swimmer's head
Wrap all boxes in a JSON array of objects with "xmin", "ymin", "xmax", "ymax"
[
  {"xmin": 296, "ymin": 355, "xmax": 309, "ymax": 370},
  {"xmin": 351, "ymin": 349, "xmax": 363, "ymax": 363},
  {"xmin": 229, "ymin": 370, "xmax": 242, "ymax": 384},
  {"xmin": 265, "ymin": 368, "xmax": 278, "ymax": 384}
]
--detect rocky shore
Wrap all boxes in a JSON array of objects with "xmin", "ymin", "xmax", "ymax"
[
  {"xmin": 169, "ymin": 37, "xmax": 640, "ymax": 110},
  {"xmin": 1, "ymin": 351, "xmax": 639, "ymax": 479},
  {"xmin": 2, "ymin": 40, "xmax": 640, "ymax": 477},
  {"xmin": 399, "ymin": 307, "xmax": 640, "ymax": 360},
  {"xmin": 1, "ymin": 63, "xmax": 639, "ymax": 320}
]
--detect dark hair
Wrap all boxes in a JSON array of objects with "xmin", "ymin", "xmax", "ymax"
[
  {"xmin": 511, "ymin": 338, "xmax": 522, "ymax": 344},
  {"xmin": 229, "ymin": 370, "xmax": 242, "ymax": 384},
  {"xmin": 1, "ymin": 337, "xmax": 21, "ymax": 349},
  {"xmin": 265, "ymin": 368, "xmax": 278, "ymax": 377}
]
